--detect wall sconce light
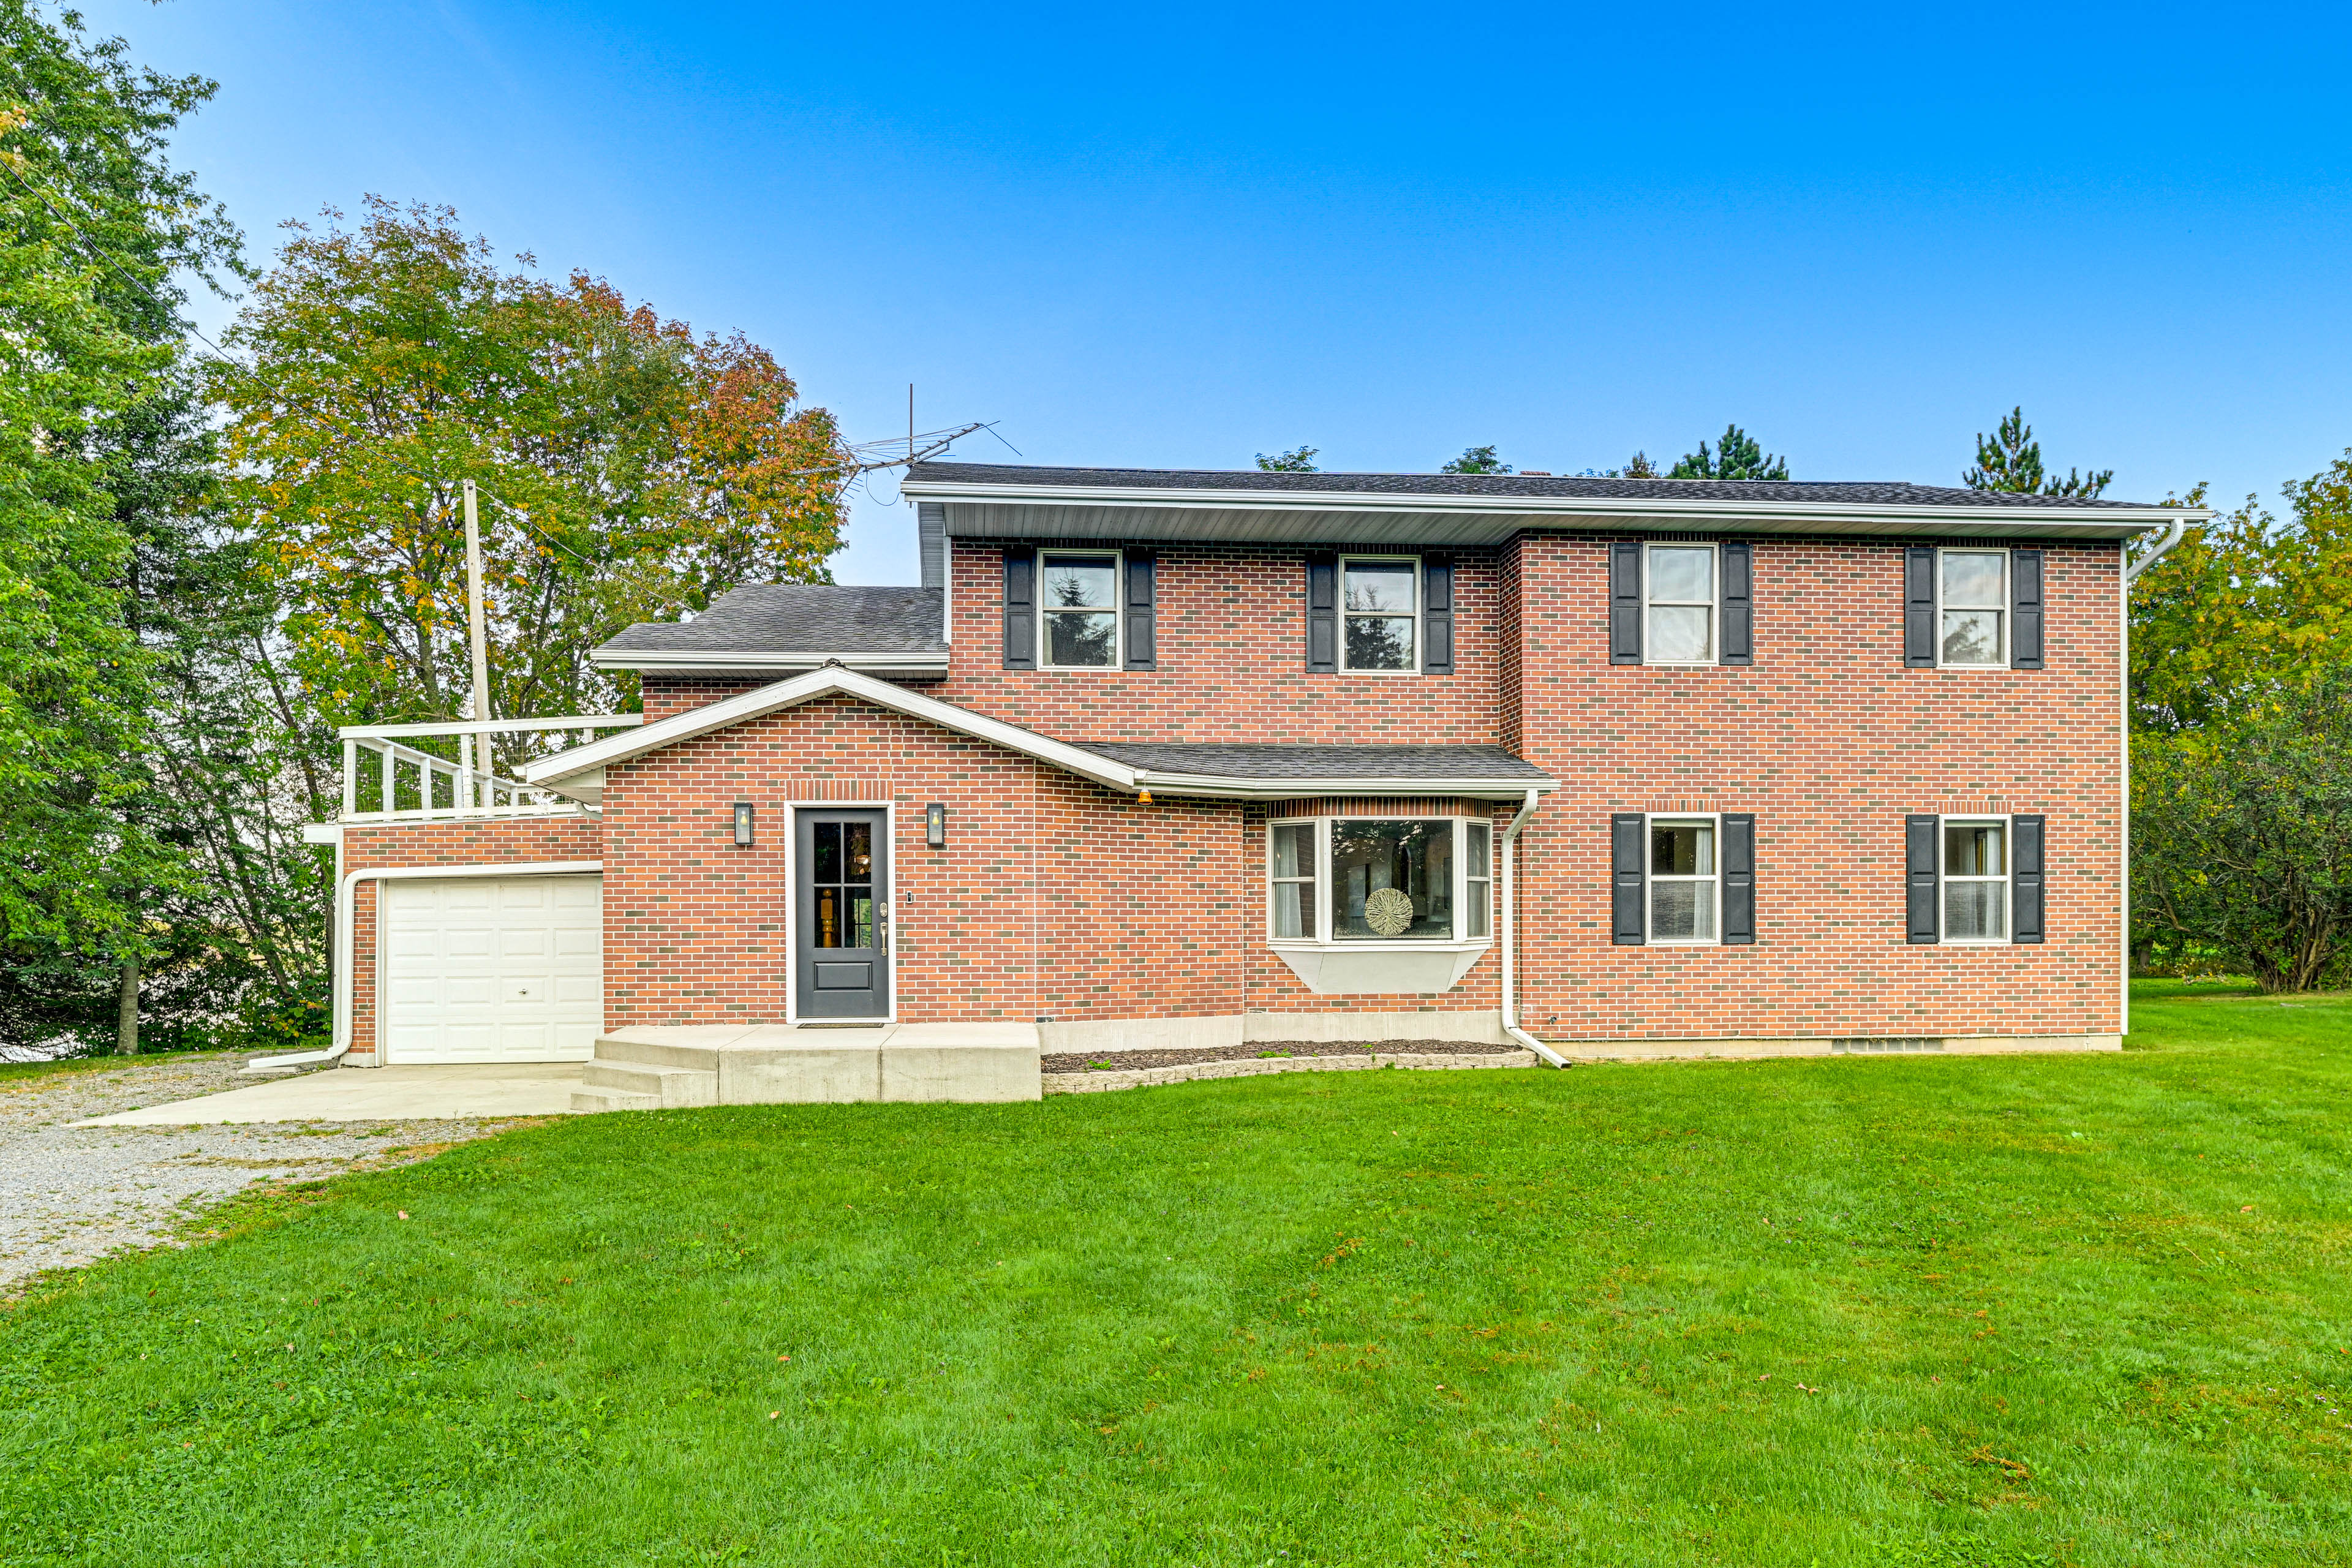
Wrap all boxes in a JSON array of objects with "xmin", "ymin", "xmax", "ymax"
[
  {"xmin": 733, "ymin": 802, "xmax": 755, "ymax": 848},
  {"xmin": 925, "ymin": 802, "xmax": 947, "ymax": 849}
]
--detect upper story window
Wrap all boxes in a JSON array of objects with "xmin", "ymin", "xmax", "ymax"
[
  {"xmin": 1645, "ymin": 545, "xmax": 1717, "ymax": 665},
  {"xmin": 1342, "ymin": 557, "xmax": 1418, "ymax": 671},
  {"xmin": 1610, "ymin": 540, "xmax": 1753, "ymax": 667},
  {"xmin": 1039, "ymin": 551, "xmax": 1120, "ymax": 668},
  {"xmin": 1939, "ymin": 549, "xmax": 2008, "ymax": 667},
  {"xmin": 1267, "ymin": 815, "xmax": 1492, "ymax": 946}
]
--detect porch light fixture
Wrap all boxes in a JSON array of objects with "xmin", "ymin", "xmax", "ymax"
[
  {"xmin": 733, "ymin": 802, "xmax": 755, "ymax": 848},
  {"xmin": 924, "ymin": 802, "xmax": 947, "ymax": 849}
]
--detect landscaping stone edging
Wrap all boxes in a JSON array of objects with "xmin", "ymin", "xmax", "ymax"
[{"xmin": 1042, "ymin": 1049, "xmax": 1538, "ymax": 1095}]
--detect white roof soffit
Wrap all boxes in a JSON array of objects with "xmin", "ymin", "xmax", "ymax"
[
  {"xmin": 520, "ymin": 666, "xmax": 1559, "ymax": 802},
  {"xmin": 900, "ymin": 479, "xmax": 2214, "ymax": 546},
  {"xmin": 588, "ymin": 649, "xmax": 949, "ymax": 676}
]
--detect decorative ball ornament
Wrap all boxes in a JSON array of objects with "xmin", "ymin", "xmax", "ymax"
[{"xmin": 1362, "ymin": 886, "xmax": 1415, "ymax": 936}]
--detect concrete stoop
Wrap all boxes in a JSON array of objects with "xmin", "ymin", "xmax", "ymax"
[{"xmin": 570, "ymin": 1022, "xmax": 1041, "ymax": 1112}]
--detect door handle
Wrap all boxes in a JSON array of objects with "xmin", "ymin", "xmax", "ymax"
[{"xmin": 875, "ymin": 905, "xmax": 889, "ymax": 954}]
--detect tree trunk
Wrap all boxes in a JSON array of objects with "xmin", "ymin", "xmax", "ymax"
[{"xmin": 115, "ymin": 952, "xmax": 140, "ymax": 1055}]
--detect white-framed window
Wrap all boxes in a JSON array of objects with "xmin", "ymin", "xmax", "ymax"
[
  {"xmin": 1464, "ymin": 821, "xmax": 1492, "ymax": 940},
  {"xmin": 1645, "ymin": 543, "xmax": 1717, "ymax": 665},
  {"xmin": 1647, "ymin": 814, "xmax": 1718, "ymax": 942},
  {"xmin": 1039, "ymin": 549, "xmax": 1121, "ymax": 668},
  {"xmin": 1941, "ymin": 816, "xmax": 2010, "ymax": 942},
  {"xmin": 1265, "ymin": 815, "xmax": 1491, "ymax": 944},
  {"xmin": 1340, "ymin": 556, "xmax": 1419, "ymax": 672},
  {"xmin": 1938, "ymin": 548, "xmax": 2008, "ymax": 668}
]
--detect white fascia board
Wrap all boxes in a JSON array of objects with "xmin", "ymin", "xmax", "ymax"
[
  {"xmin": 901, "ymin": 478, "xmax": 2214, "ymax": 535},
  {"xmin": 522, "ymin": 666, "xmax": 1139, "ymax": 795},
  {"xmin": 589, "ymin": 649, "xmax": 949, "ymax": 675},
  {"xmin": 1134, "ymin": 771, "xmax": 1559, "ymax": 801}
]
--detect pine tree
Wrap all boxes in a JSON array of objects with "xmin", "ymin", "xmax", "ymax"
[
  {"xmin": 1965, "ymin": 407, "xmax": 2112, "ymax": 498},
  {"xmin": 1669, "ymin": 425, "xmax": 1789, "ymax": 481}
]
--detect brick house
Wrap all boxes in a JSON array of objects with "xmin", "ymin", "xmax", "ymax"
[{"xmin": 301, "ymin": 463, "xmax": 2198, "ymax": 1104}]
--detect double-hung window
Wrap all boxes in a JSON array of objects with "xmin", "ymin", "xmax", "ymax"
[
  {"xmin": 1341, "ymin": 557, "xmax": 1418, "ymax": 671},
  {"xmin": 1648, "ymin": 816, "xmax": 1718, "ymax": 941},
  {"xmin": 1645, "ymin": 545, "xmax": 1717, "ymax": 665},
  {"xmin": 1266, "ymin": 816, "xmax": 1492, "ymax": 944},
  {"xmin": 1941, "ymin": 818, "xmax": 2008, "ymax": 941},
  {"xmin": 1039, "ymin": 551, "xmax": 1120, "ymax": 668},
  {"xmin": 1937, "ymin": 549, "xmax": 2007, "ymax": 667}
]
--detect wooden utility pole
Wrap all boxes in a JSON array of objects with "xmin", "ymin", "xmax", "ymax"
[{"xmin": 462, "ymin": 479, "xmax": 492, "ymax": 801}]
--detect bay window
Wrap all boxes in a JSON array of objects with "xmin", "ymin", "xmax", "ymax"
[{"xmin": 1267, "ymin": 815, "xmax": 1493, "ymax": 944}]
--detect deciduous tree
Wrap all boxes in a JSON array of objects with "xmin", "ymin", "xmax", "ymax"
[{"xmin": 1441, "ymin": 445, "xmax": 1511, "ymax": 475}]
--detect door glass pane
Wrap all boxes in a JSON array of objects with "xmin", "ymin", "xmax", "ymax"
[
  {"xmin": 845, "ymin": 822, "xmax": 872, "ymax": 883},
  {"xmin": 1648, "ymin": 546, "xmax": 1714, "ymax": 602},
  {"xmin": 1942, "ymin": 551, "xmax": 2005, "ymax": 608},
  {"xmin": 1041, "ymin": 555, "xmax": 1116, "ymax": 608},
  {"xmin": 1344, "ymin": 616, "xmax": 1416, "ymax": 670},
  {"xmin": 1651, "ymin": 822, "xmax": 1714, "ymax": 875},
  {"xmin": 1941, "ymin": 609, "xmax": 2002, "ymax": 665},
  {"xmin": 1044, "ymin": 610, "xmax": 1117, "ymax": 666},
  {"xmin": 849, "ymin": 891, "xmax": 875, "ymax": 949},
  {"xmin": 813, "ymin": 822, "xmax": 840, "ymax": 883},
  {"xmin": 1330, "ymin": 820, "xmax": 1454, "ymax": 940},
  {"xmin": 1945, "ymin": 881, "xmax": 2007, "ymax": 940},
  {"xmin": 1648, "ymin": 604, "xmax": 1713, "ymax": 662},
  {"xmin": 1342, "ymin": 561, "xmax": 1415, "ymax": 613},
  {"xmin": 1944, "ymin": 823, "xmax": 2004, "ymax": 875},
  {"xmin": 816, "ymin": 886, "xmax": 840, "ymax": 949}
]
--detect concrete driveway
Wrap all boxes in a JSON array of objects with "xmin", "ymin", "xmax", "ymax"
[{"xmin": 77, "ymin": 1063, "xmax": 587, "ymax": 1126}]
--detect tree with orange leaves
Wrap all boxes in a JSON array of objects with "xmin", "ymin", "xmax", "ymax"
[{"xmin": 211, "ymin": 197, "xmax": 846, "ymax": 748}]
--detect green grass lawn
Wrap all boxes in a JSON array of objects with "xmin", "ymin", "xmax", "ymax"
[{"xmin": 4, "ymin": 984, "xmax": 2348, "ymax": 1567}]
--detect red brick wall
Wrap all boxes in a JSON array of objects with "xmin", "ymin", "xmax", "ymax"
[
  {"xmin": 1505, "ymin": 535, "xmax": 2125, "ymax": 1041},
  {"xmin": 339, "ymin": 816, "xmax": 605, "ymax": 1058},
  {"xmin": 599, "ymin": 695, "xmax": 1502, "ymax": 1027}
]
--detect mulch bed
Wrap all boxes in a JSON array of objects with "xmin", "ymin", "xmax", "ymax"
[{"xmin": 1041, "ymin": 1039, "xmax": 1519, "ymax": 1075}]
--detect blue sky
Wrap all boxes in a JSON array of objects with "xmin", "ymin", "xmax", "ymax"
[{"xmin": 85, "ymin": 0, "xmax": 2352, "ymax": 583}]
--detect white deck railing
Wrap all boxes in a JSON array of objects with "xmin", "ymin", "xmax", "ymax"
[{"xmin": 337, "ymin": 714, "xmax": 642, "ymax": 823}]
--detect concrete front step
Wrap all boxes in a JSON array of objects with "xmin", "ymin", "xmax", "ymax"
[{"xmin": 570, "ymin": 1022, "xmax": 1042, "ymax": 1111}]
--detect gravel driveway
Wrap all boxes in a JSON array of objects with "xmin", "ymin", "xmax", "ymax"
[{"xmin": 1, "ymin": 1054, "xmax": 517, "ymax": 1298}]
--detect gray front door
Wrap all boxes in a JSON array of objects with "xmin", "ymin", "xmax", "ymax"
[{"xmin": 796, "ymin": 809, "xmax": 890, "ymax": 1019}]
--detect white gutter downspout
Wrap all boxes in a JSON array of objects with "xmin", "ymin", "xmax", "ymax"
[
  {"xmin": 2114, "ymin": 514, "xmax": 2188, "ymax": 1041},
  {"xmin": 244, "ymin": 859, "xmax": 603, "ymax": 1074},
  {"xmin": 1499, "ymin": 788, "xmax": 1568, "ymax": 1068}
]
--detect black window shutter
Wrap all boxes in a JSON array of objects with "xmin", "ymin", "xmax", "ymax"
[
  {"xmin": 1002, "ymin": 546, "xmax": 1036, "ymax": 670},
  {"xmin": 1422, "ymin": 556, "xmax": 1453, "ymax": 674},
  {"xmin": 2010, "ymin": 549, "xmax": 2045, "ymax": 669},
  {"xmin": 1904, "ymin": 546, "xmax": 1937, "ymax": 668},
  {"xmin": 1719, "ymin": 541, "xmax": 1753, "ymax": 666},
  {"xmin": 1123, "ymin": 552, "xmax": 1156, "ymax": 671},
  {"xmin": 1611, "ymin": 813, "xmax": 1646, "ymax": 945},
  {"xmin": 1610, "ymin": 541, "xmax": 1643, "ymax": 665},
  {"xmin": 1721, "ymin": 812, "xmax": 1755, "ymax": 944},
  {"xmin": 1905, "ymin": 813, "xmax": 1940, "ymax": 943},
  {"xmin": 1305, "ymin": 552, "xmax": 1338, "ymax": 673},
  {"xmin": 2011, "ymin": 813, "xmax": 2046, "ymax": 943}
]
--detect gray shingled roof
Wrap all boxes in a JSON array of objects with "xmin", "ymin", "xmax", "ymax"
[
  {"xmin": 1081, "ymin": 742, "xmax": 1553, "ymax": 783},
  {"xmin": 908, "ymin": 461, "xmax": 2166, "ymax": 511},
  {"xmin": 597, "ymin": 585, "xmax": 946, "ymax": 658}
]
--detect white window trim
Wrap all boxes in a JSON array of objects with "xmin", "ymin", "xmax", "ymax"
[
  {"xmin": 1265, "ymin": 814, "xmax": 1490, "ymax": 950},
  {"xmin": 1939, "ymin": 812, "xmax": 2014, "ymax": 946},
  {"xmin": 1338, "ymin": 554, "xmax": 1422, "ymax": 676},
  {"xmin": 1935, "ymin": 546, "xmax": 2010, "ymax": 670},
  {"xmin": 1643, "ymin": 812, "xmax": 1722, "ymax": 944},
  {"xmin": 1642, "ymin": 541, "xmax": 1720, "ymax": 668},
  {"xmin": 1037, "ymin": 548, "xmax": 1123, "ymax": 671}
]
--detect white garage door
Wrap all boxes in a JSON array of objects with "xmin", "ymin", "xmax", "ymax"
[{"xmin": 381, "ymin": 876, "xmax": 601, "ymax": 1063}]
